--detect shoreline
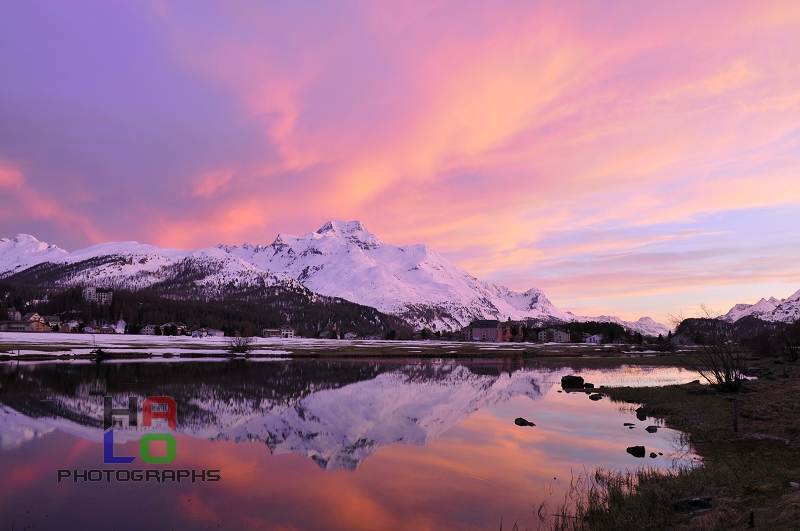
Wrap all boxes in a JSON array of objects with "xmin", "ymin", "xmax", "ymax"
[
  {"xmin": 552, "ymin": 362, "xmax": 800, "ymax": 530},
  {"xmin": 0, "ymin": 331, "xmax": 695, "ymax": 364}
]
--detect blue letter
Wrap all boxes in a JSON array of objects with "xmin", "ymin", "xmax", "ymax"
[{"xmin": 103, "ymin": 430, "xmax": 136, "ymax": 464}]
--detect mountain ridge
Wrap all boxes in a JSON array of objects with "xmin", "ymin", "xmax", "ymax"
[
  {"xmin": 1, "ymin": 222, "xmax": 670, "ymax": 335},
  {"xmin": 721, "ymin": 289, "xmax": 800, "ymax": 324}
]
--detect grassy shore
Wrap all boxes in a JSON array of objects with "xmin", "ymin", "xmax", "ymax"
[{"xmin": 547, "ymin": 362, "xmax": 800, "ymax": 530}]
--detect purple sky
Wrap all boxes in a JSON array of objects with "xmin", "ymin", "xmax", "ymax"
[{"xmin": 2, "ymin": 1, "xmax": 800, "ymax": 320}]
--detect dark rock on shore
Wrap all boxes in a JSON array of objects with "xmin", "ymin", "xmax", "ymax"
[
  {"xmin": 672, "ymin": 497, "xmax": 712, "ymax": 513},
  {"xmin": 583, "ymin": 383, "xmax": 594, "ymax": 389},
  {"xmin": 626, "ymin": 446, "xmax": 646, "ymax": 458},
  {"xmin": 514, "ymin": 417, "xmax": 536, "ymax": 427}
]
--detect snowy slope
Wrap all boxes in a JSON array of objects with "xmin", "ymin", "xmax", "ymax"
[
  {"xmin": 1, "ymin": 235, "xmax": 301, "ymax": 294},
  {"xmin": 0, "ymin": 223, "xmax": 669, "ymax": 334},
  {"xmin": 221, "ymin": 221, "xmax": 576, "ymax": 330},
  {"xmin": 0, "ymin": 234, "xmax": 68, "ymax": 277},
  {"xmin": 721, "ymin": 290, "xmax": 800, "ymax": 324}
]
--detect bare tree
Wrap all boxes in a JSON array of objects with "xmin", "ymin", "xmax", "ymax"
[
  {"xmin": 682, "ymin": 305, "xmax": 747, "ymax": 392},
  {"xmin": 778, "ymin": 320, "xmax": 800, "ymax": 362},
  {"xmin": 227, "ymin": 335, "xmax": 255, "ymax": 354}
]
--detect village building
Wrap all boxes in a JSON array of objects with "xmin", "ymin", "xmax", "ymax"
[
  {"xmin": 1, "ymin": 313, "xmax": 53, "ymax": 332},
  {"xmin": 140, "ymin": 324, "xmax": 158, "ymax": 335},
  {"xmin": 537, "ymin": 329, "xmax": 571, "ymax": 343},
  {"xmin": 82, "ymin": 287, "xmax": 113, "ymax": 305},
  {"xmin": 22, "ymin": 312, "xmax": 43, "ymax": 323},
  {"xmin": 462, "ymin": 320, "xmax": 515, "ymax": 342},
  {"xmin": 192, "ymin": 327, "xmax": 224, "ymax": 338},
  {"xmin": 262, "ymin": 327, "xmax": 296, "ymax": 338},
  {"xmin": 6, "ymin": 308, "xmax": 21, "ymax": 321},
  {"xmin": 41, "ymin": 315, "xmax": 61, "ymax": 328},
  {"xmin": 585, "ymin": 334, "xmax": 603, "ymax": 344}
]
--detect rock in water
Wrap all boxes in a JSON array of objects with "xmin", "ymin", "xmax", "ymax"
[
  {"xmin": 626, "ymin": 446, "xmax": 646, "ymax": 458},
  {"xmin": 583, "ymin": 383, "xmax": 594, "ymax": 389},
  {"xmin": 645, "ymin": 426, "xmax": 658, "ymax": 433},
  {"xmin": 589, "ymin": 393, "xmax": 603, "ymax": 401},
  {"xmin": 649, "ymin": 452, "xmax": 657, "ymax": 458},
  {"xmin": 514, "ymin": 417, "xmax": 536, "ymax": 427},
  {"xmin": 636, "ymin": 407, "xmax": 648, "ymax": 421},
  {"xmin": 561, "ymin": 375, "xmax": 584, "ymax": 389}
]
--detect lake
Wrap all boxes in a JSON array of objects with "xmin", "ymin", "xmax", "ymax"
[{"xmin": 0, "ymin": 358, "xmax": 701, "ymax": 530}]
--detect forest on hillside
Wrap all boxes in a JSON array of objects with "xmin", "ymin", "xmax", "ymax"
[{"xmin": 0, "ymin": 282, "xmax": 412, "ymax": 338}]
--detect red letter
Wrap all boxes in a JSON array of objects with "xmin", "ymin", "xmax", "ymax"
[{"xmin": 142, "ymin": 397, "xmax": 177, "ymax": 430}]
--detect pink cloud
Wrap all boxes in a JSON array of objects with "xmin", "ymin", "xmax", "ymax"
[
  {"xmin": 0, "ymin": 161, "xmax": 104, "ymax": 242},
  {"xmin": 2, "ymin": 0, "xmax": 800, "ymax": 317}
]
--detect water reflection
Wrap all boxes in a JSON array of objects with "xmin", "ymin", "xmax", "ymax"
[{"xmin": 0, "ymin": 359, "xmax": 699, "ymax": 530}]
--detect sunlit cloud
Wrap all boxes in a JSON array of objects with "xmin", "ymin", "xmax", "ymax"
[{"xmin": 1, "ymin": 0, "xmax": 799, "ymax": 318}]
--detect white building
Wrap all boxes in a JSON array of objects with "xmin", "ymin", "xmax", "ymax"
[
  {"xmin": 140, "ymin": 324, "xmax": 158, "ymax": 335},
  {"xmin": 586, "ymin": 334, "xmax": 603, "ymax": 344}
]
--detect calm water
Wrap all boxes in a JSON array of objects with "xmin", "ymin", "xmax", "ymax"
[{"xmin": 0, "ymin": 359, "xmax": 700, "ymax": 530}]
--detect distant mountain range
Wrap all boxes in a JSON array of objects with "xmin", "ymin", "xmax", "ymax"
[
  {"xmin": 721, "ymin": 290, "xmax": 800, "ymax": 324},
  {"xmin": 0, "ymin": 221, "xmax": 670, "ymax": 335}
]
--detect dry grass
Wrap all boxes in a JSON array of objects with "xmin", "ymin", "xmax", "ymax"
[{"xmin": 538, "ymin": 363, "xmax": 800, "ymax": 531}]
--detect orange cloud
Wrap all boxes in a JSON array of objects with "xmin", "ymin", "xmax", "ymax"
[{"xmin": 0, "ymin": 162, "xmax": 104, "ymax": 242}]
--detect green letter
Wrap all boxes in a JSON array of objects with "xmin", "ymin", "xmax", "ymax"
[{"xmin": 139, "ymin": 433, "xmax": 177, "ymax": 464}]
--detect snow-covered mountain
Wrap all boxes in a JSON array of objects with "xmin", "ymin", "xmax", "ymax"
[
  {"xmin": 220, "ymin": 221, "xmax": 577, "ymax": 331},
  {"xmin": 721, "ymin": 290, "xmax": 800, "ymax": 324},
  {"xmin": 586, "ymin": 316, "xmax": 669, "ymax": 337},
  {"xmin": 0, "ymin": 234, "xmax": 68, "ymax": 275},
  {"xmin": 0, "ymin": 222, "xmax": 669, "ymax": 335},
  {"xmin": 1, "ymin": 234, "xmax": 304, "ymax": 295}
]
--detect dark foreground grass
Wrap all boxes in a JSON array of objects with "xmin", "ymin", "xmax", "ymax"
[{"xmin": 538, "ymin": 365, "xmax": 800, "ymax": 531}]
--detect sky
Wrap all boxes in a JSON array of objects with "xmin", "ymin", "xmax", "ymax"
[{"xmin": 1, "ymin": 0, "xmax": 799, "ymax": 322}]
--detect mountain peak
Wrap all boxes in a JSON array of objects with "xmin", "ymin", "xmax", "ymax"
[
  {"xmin": 317, "ymin": 220, "xmax": 367, "ymax": 234},
  {"xmin": 316, "ymin": 221, "xmax": 382, "ymax": 249},
  {"xmin": 11, "ymin": 233, "xmax": 40, "ymax": 244},
  {"xmin": 3, "ymin": 234, "xmax": 65, "ymax": 253}
]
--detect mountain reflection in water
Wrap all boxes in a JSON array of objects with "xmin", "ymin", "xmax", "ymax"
[{"xmin": 0, "ymin": 359, "xmax": 699, "ymax": 530}]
